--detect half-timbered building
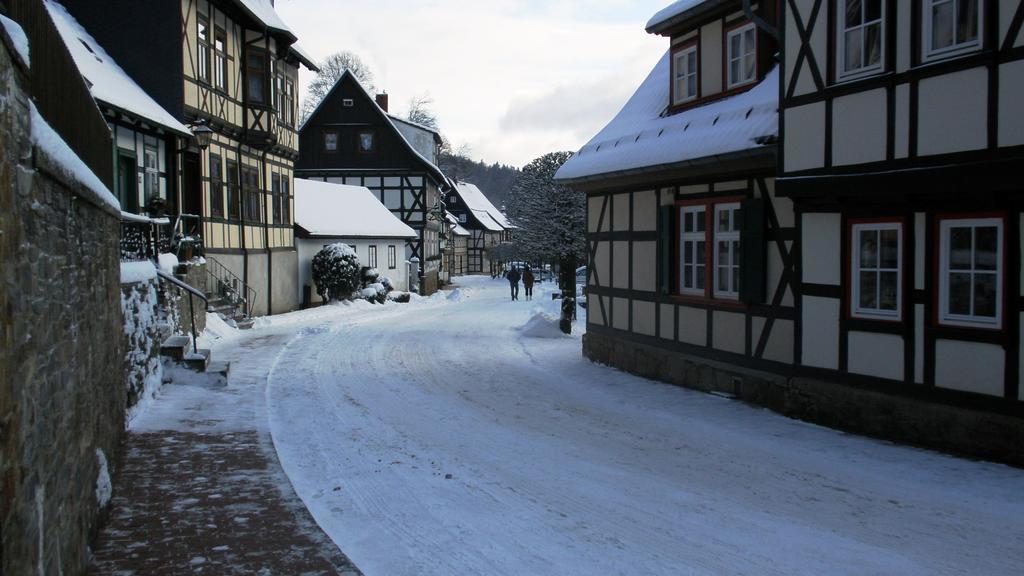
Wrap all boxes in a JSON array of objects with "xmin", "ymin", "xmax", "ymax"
[
  {"xmin": 60, "ymin": 0, "xmax": 318, "ymax": 316},
  {"xmin": 447, "ymin": 181, "xmax": 511, "ymax": 275},
  {"xmin": 779, "ymin": 0, "xmax": 1024, "ymax": 406},
  {"xmin": 47, "ymin": 1, "xmax": 193, "ymax": 219},
  {"xmin": 445, "ymin": 211, "xmax": 471, "ymax": 279},
  {"xmin": 556, "ymin": 0, "xmax": 792, "ymax": 394},
  {"xmin": 295, "ymin": 73, "xmax": 450, "ymax": 295}
]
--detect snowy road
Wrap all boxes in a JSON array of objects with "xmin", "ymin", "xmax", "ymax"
[{"xmin": 258, "ymin": 277, "xmax": 1024, "ymax": 576}]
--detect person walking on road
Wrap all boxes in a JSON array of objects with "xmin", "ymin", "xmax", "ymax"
[
  {"xmin": 507, "ymin": 266, "xmax": 521, "ymax": 301},
  {"xmin": 523, "ymin": 266, "xmax": 535, "ymax": 301}
]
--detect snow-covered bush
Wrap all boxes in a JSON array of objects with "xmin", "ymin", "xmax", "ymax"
[
  {"xmin": 388, "ymin": 291, "xmax": 412, "ymax": 304},
  {"xmin": 363, "ymin": 267, "xmax": 381, "ymax": 284},
  {"xmin": 313, "ymin": 243, "xmax": 362, "ymax": 303},
  {"xmin": 360, "ymin": 282, "xmax": 388, "ymax": 304},
  {"xmin": 379, "ymin": 276, "xmax": 395, "ymax": 292}
]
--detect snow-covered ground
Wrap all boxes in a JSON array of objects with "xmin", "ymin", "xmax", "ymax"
[{"xmin": 251, "ymin": 276, "xmax": 1024, "ymax": 576}]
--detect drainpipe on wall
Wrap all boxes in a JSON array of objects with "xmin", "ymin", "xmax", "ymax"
[{"xmin": 263, "ymin": 149, "xmax": 272, "ymax": 315}]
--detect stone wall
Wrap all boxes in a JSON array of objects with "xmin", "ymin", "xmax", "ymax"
[
  {"xmin": 584, "ymin": 330, "xmax": 1024, "ymax": 467},
  {"xmin": 122, "ymin": 277, "xmax": 163, "ymax": 423},
  {"xmin": 0, "ymin": 26, "xmax": 125, "ymax": 576}
]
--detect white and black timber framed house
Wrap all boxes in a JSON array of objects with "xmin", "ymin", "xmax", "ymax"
[
  {"xmin": 295, "ymin": 73, "xmax": 451, "ymax": 295},
  {"xmin": 60, "ymin": 0, "xmax": 318, "ymax": 316},
  {"xmin": 447, "ymin": 181, "xmax": 511, "ymax": 276},
  {"xmin": 556, "ymin": 0, "xmax": 794, "ymax": 385},
  {"xmin": 779, "ymin": 0, "xmax": 1024, "ymax": 408}
]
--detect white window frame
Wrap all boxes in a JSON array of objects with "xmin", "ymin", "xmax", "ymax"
[
  {"xmin": 672, "ymin": 45, "xmax": 698, "ymax": 105},
  {"xmin": 368, "ymin": 245, "xmax": 378, "ymax": 269},
  {"xmin": 388, "ymin": 245, "xmax": 397, "ymax": 269},
  {"xmin": 938, "ymin": 217, "xmax": 1003, "ymax": 329},
  {"xmin": 837, "ymin": 0, "xmax": 886, "ymax": 81},
  {"xmin": 143, "ymin": 145, "xmax": 159, "ymax": 204},
  {"xmin": 679, "ymin": 205, "xmax": 707, "ymax": 296},
  {"xmin": 851, "ymin": 222, "xmax": 902, "ymax": 320},
  {"xmin": 726, "ymin": 22, "xmax": 758, "ymax": 89},
  {"xmin": 713, "ymin": 203, "xmax": 741, "ymax": 300},
  {"xmin": 923, "ymin": 0, "xmax": 983, "ymax": 61}
]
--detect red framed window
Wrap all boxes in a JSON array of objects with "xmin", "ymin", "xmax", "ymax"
[
  {"xmin": 726, "ymin": 21, "xmax": 758, "ymax": 89},
  {"xmin": 676, "ymin": 197, "xmax": 744, "ymax": 302},
  {"xmin": 672, "ymin": 41, "xmax": 699, "ymax": 105}
]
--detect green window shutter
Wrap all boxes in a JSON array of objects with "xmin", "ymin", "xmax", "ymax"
[
  {"xmin": 740, "ymin": 198, "xmax": 766, "ymax": 304},
  {"xmin": 658, "ymin": 205, "xmax": 674, "ymax": 295}
]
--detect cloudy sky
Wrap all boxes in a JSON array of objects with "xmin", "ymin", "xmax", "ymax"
[{"xmin": 275, "ymin": 0, "xmax": 670, "ymax": 168}]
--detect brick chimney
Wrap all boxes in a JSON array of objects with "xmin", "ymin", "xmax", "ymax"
[{"xmin": 375, "ymin": 93, "xmax": 389, "ymax": 112}]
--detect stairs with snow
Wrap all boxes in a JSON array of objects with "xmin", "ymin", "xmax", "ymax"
[{"xmin": 160, "ymin": 335, "xmax": 230, "ymax": 379}]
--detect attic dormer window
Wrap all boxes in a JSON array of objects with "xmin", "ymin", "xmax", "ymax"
[
  {"xmin": 726, "ymin": 22, "xmax": 757, "ymax": 89},
  {"xmin": 672, "ymin": 44, "xmax": 698, "ymax": 105}
]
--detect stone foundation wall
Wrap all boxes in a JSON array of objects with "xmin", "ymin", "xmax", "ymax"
[
  {"xmin": 0, "ymin": 27, "xmax": 125, "ymax": 576},
  {"xmin": 122, "ymin": 279, "xmax": 163, "ymax": 422},
  {"xmin": 584, "ymin": 330, "xmax": 1024, "ymax": 467}
]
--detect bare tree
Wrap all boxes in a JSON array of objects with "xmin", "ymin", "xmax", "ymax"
[
  {"xmin": 300, "ymin": 51, "xmax": 376, "ymax": 124},
  {"xmin": 406, "ymin": 94, "xmax": 439, "ymax": 130}
]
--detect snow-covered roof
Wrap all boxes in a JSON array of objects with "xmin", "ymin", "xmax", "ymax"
[
  {"xmin": 295, "ymin": 179, "xmax": 417, "ymax": 239},
  {"xmin": 233, "ymin": 0, "xmax": 294, "ymax": 39},
  {"xmin": 556, "ymin": 52, "xmax": 778, "ymax": 183},
  {"xmin": 45, "ymin": 1, "xmax": 191, "ymax": 137},
  {"xmin": 0, "ymin": 13, "xmax": 30, "ymax": 68},
  {"xmin": 446, "ymin": 212, "xmax": 471, "ymax": 236},
  {"xmin": 289, "ymin": 43, "xmax": 319, "ymax": 71},
  {"xmin": 647, "ymin": 0, "xmax": 727, "ymax": 33},
  {"xmin": 454, "ymin": 182, "xmax": 510, "ymax": 231}
]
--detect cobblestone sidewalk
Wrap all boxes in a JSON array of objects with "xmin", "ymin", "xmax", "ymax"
[{"xmin": 88, "ymin": 333, "xmax": 361, "ymax": 575}]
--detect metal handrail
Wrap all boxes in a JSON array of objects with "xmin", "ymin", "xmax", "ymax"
[
  {"xmin": 156, "ymin": 270, "xmax": 209, "ymax": 357},
  {"xmin": 205, "ymin": 256, "xmax": 257, "ymax": 318}
]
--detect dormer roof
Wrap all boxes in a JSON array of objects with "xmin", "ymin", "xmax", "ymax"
[{"xmin": 646, "ymin": 0, "xmax": 733, "ymax": 36}]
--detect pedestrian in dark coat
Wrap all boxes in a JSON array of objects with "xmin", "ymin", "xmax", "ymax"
[
  {"xmin": 523, "ymin": 266, "xmax": 535, "ymax": 301},
  {"xmin": 507, "ymin": 266, "xmax": 521, "ymax": 301}
]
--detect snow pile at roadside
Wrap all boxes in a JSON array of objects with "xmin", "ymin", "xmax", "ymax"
[
  {"xmin": 158, "ymin": 253, "xmax": 179, "ymax": 274},
  {"xmin": 446, "ymin": 288, "xmax": 464, "ymax": 301},
  {"xmin": 518, "ymin": 312, "xmax": 567, "ymax": 339},
  {"xmin": 0, "ymin": 13, "xmax": 30, "ymax": 68},
  {"xmin": 120, "ymin": 260, "xmax": 157, "ymax": 284},
  {"xmin": 95, "ymin": 448, "xmax": 112, "ymax": 509}
]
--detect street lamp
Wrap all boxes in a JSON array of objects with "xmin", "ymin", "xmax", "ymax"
[{"xmin": 190, "ymin": 120, "xmax": 214, "ymax": 150}]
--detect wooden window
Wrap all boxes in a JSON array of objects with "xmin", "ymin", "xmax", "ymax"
[
  {"xmin": 209, "ymin": 152, "xmax": 224, "ymax": 217},
  {"xmin": 713, "ymin": 203, "xmax": 741, "ymax": 300},
  {"xmin": 459, "ymin": 214, "xmax": 467, "ymax": 224},
  {"xmin": 672, "ymin": 44, "xmax": 698, "ymax": 104},
  {"xmin": 197, "ymin": 14, "xmax": 210, "ymax": 83},
  {"xmin": 679, "ymin": 205, "xmax": 707, "ymax": 295},
  {"xmin": 282, "ymin": 79, "xmax": 295, "ymax": 126},
  {"xmin": 448, "ymin": 195, "xmax": 457, "ymax": 205},
  {"xmin": 323, "ymin": 131, "xmax": 338, "ymax": 152},
  {"xmin": 838, "ymin": 0, "xmax": 885, "ymax": 80},
  {"xmin": 143, "ymin": 145, "xmax": 159, "ymax": 205},
  {"xmin": 925, "ymin": 0, "xmax": 981, "ymax": 59},
  {"xmin": 388, "ymin": 245, "xmax": 397, "ymax": 269},
  {"xmin": 271, "ymin": 173, "xmax": 281, "ymax": 224},
  {"xmin": 246, "ymin": 48, "xmax": 267, "ymax": 105},
  {"xmin": 226, "ymin": 159, "xmax": 240, "ymax": 220},
  {"xmin": 358, "ymin": 131, "xmax": 376, "ymax": 153},
  {"xmin": 213, "ymin": 28, "xmax": 227, "ymax": 91},
  {"xmin": 938, "ymin": 217, "xmax": 1002, "ymax": 328},
  {"xmin": 851, "ymin": 221, "xmax": 901, "ymax": 320},
  {"xmin": 242, "ymin": 165, "xmax": 261, "ymax": 222},
  {"xmin": 368, "ymin": 245, "xmax": 378, "ymax": 269},
  {"xmin": 727, "ymin": 22, "xmax": 757, "ymax": 88}
]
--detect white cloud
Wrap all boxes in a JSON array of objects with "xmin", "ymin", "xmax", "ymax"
[{"xmin": 276, "ymin": 0, "xmax": 667, "ymax": 167}]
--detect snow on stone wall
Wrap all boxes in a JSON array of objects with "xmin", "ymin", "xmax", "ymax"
[{"xmin": 121, "ymin": 275, "xmax": 164, "ymax": 425}]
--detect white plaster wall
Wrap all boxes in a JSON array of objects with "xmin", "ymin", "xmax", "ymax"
[
  {"xmin": 297, "ymin": 237, "xmax": 410, "ymax": 301},
  {"xmin": 701, "ymin": 20, "xmax": 724, "ymax": 96},
  {"xmin": 785, "ymin": 102, "xmax": 826, "ymax": 172},
  {"xmin": 633, "ymin": 301, "xmax": 657, "ymax": 337},
  {"xmin": 593, "ymin": 241, "xmax": 610, "ymax": 287},
  {"xmin": 767, "ymin": 244, "xmax": 794, "ymax": 307},
  {"xmin": 612, "ymin": 298, "xmax": 629, "ymax": 331},
  {"xmin": 612, "ymin": 241, "xmax": 629, "ymax": 289},
  {"xmin": 713, "ymin": 311, "xmax": 746, "ymax": 355},
  {"xmin": 613, "ymin": 193, "xmax": 630, "ymax": 232},
  {"xmin": 715, "ymin": 180, "xmax": 748, "ymax": 192},
  {"xmin": 998, "ymin": 60, "xmax": 1024, "ymax": 148},
  {"xmin": 801, "ymin": 213, "xmax": 842, "ymax": 285},
  {"xmin": 588, "ymin": 196, "xmax": 604, "ymax": 233},
  {"xmin": 1000, "ymin": 0, "xmax": 1019, "ymax": 47},
  {"xmin": 935, "ymin": 340, "xmax": 1005, "ymax": 397},
  {"xmin": 894, "ymin": 84, "xmax": 910, "ymax": 159},
  {"xmin": 678, "ymin": 306, "xmax": 707, "ymax": 347},
  {"xmin": 752, "ymin": 317, "xmax": 794, "ymax": 364},
  {"xmin": 659, "ymin": 303, "xmax": 675, "ymax": 340},
  {"xmin": 680, "ymin": 184, "xmax": 710, "ymax": 196},
  {"xmin": 633, "ymin": 191, "xmax": 657, "ymax": 231},
  {"xmin": 802, "ymin": 296, "xmax": 840, "ymax": 369},
  {"xmin": 833, "ymin": 90, "xmax": 887, "ymax": 166},
  {"xmin": 848, "ymin": 331, "xmax": 904, "ymax": 381},
  {"xmin": 918, "ymin": 68, "xmax": 988, "ymax": 156},
  {"xmin": 632, "ymin": 242, "xmax": 657, "ymax": 293}
]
